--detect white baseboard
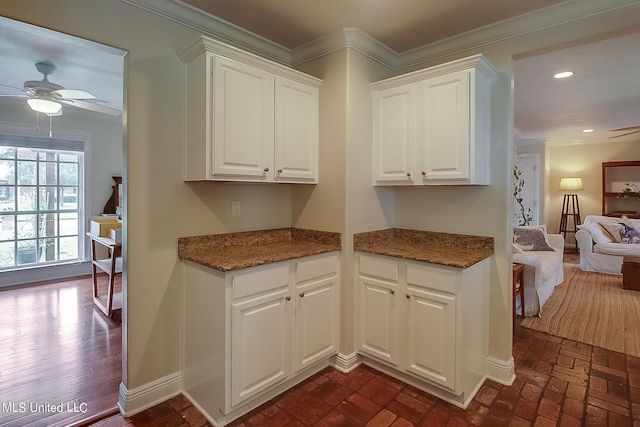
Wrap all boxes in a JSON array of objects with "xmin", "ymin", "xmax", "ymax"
[
  {"xmin": 332, "ymin": 352, "xmax": 361, "ymax": 373},
  {"xmin": 118, "ymin": 371, "xmax": 182, "ymax": 417},
  {"xmin": 485, "ymin": 355, "xmax": 516, "ymax": 386}
]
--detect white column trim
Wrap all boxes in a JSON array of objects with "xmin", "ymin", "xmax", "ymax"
[{"xmin": 117, "ymin": 372, "xmax": 182, "ymax": 417}]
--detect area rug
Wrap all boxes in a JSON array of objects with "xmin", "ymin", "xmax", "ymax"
[{"xmin": 520, "ymin": 263, "xmax": 640, "ymax": 358}]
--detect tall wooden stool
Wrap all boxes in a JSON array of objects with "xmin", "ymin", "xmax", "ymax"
[{"xmin": 512, "ymin": 263, "xmax": 525, "ymax": 328}]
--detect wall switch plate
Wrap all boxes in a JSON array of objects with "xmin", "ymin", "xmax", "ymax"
[{"xmin": 231, "ymin": 200, "xmax": 241, "ymax": 217}]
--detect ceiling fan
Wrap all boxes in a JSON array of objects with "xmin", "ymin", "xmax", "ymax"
[
  {"xmin": 0, "ymin": 62, "xmax": 120, "ymax": 116},
  {"xmin": 609, "ymin": 126, "xmax": 640, "ymax": 139}
]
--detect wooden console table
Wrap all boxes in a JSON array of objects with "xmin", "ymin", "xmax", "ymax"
[{"xmin": 87, "ymin": 232, "xmax": 122, "ymax": 316}]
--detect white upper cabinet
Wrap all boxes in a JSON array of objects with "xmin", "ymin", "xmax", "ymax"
[
  {"xmin": 179, "ymin": 36, "xmax": 321, "ymax": 183},
  {"xmin": 275, "ymin": 77, "xmax": 319, "ymax": 182},
  {"xmin": 372, "ymin": 55, "xmax": 496, "ymax": 186},
  {"xmin": 213, "ymin": 57, "xmax": 275, "ymax": 179},
  {"xmin": 373, "ymin": 83, "xmax": 416, "ymax": 183}
]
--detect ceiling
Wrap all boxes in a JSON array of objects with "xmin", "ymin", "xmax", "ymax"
[
  {"xmin": 179, "ymin": 0, "xmax": 567, "ymax": 52},
  {"xmin": 0, "ymin": 16, "xmax": 124, "ymax": 119},
  {"xmin": 1, "ymin": 1, "xmax": 639, "ymax": 145}
]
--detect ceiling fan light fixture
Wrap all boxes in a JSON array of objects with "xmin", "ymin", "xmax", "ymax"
[
  {"xmin": 554, "ymin": 71, "xmax": 574, "ymax": 79},
  {"xmin": 27, "ymin": 97, "xmax": 62, "ymax": 114}
]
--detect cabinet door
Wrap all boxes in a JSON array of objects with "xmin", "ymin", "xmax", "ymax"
[
  {"xmin": 213, "ymin": 57, "xmax": 274, "ymax": 179},
  {"xmin": 357, "ymin": 276, "xmax": 398, "ymax": 365},
  {"xmin": 373, "ymin": 84, "xmax": 416, "ymax": 184},
  {"xmin": 231, "ymin": 287, "xmax": 291, "ymax": 407},
  {"xmin": 405, "ymin": 285, "xmax": 456, "ymax": 390},
  {"xmin": 418, "ymin": 70, "xmax": 470, "ymax": 183},
  {"xmin": 295, "ymin": 276, "xmax": 338, "ymax": 371},
  {"xmin": 275, "ymin": 77, "xmax": 318, "ymax": 183}
]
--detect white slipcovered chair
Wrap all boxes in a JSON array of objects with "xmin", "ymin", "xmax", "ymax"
[{"xmin": 513, "ymin": 230, "xmax": 565, "ymax": 316}]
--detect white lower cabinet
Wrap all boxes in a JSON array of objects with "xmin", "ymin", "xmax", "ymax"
[
  {"xmin": 182, "ymin": 252, "xmax": 339, "ymax": 426},
  {"xmin": 357, "ymin": 252, "xmax": 489, "ymax": 408}
]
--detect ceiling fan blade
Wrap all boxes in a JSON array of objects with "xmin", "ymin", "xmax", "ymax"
[
  {"xmin": 59, "ymin": 98, "xmax": 121, "ymax": 116},
  {"xmin": 51, "ymin": 89, "xmax": 95, "ymax": 100},
  {"xmin": 610, "ymin": 126, "xmax": 640, "ymax": 132},
  {"xmin": 609, "ymin": 130, "xmax": 640, "ymax": 139},
  {"xmin": 0, "ymin": 82, "xmax": 24, "ymax": 90},
  {"xmin": 0, "ymin": 94, "xmax": 28, "ymax": 98}
]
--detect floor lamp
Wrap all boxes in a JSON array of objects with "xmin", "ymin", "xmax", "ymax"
[{"xmin": 559, "ymin": 177, "xmax": 583, "ymax": 252}]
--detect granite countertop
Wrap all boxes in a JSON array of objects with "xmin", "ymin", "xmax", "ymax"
[
  {"xmin": 178, "ymin": 228, "xmax": 341, "ymax": 272},
  {"xmin": 354, "ymin": 228, "xmax": 494, "ymax": 269}
]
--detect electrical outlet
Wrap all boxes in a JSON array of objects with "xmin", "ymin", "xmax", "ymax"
[{"xmin": 231, "ymin": 200, "xmax": 241, "ymax": 217}]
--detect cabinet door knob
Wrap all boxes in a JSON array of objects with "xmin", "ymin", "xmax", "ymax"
[
  {"xmin": 285, "ymin": 296, "xmax": 291, "ymax": 301},
  {"xmin": 421, "ymin": 171, "xmax": 426, "ymax": 176},
  {"xmin": 263, "ymin": 167, "xmax": 270, "ymax": 172},
  {"xmin": 277, "ymin": 169, "xmax": 283, "ymax": 173},
  {"xmin": 406, "ymin": 294, "xmax": 411, "ymax": 299},
  {"xmin": 406, "ymin": 172, "xmax": 411, "ymax": 177},
  {"xmin": 390, "ymin": 289, "xmax": 395, "ymax": 295},
  {"xmin": 299, "ymin": 292, "xmax": 305, "ymax": 298}
]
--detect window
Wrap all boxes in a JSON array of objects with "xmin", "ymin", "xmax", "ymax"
[{"xmin": 0, "ymin": 136, "xmax": 84, "ymax": 270}]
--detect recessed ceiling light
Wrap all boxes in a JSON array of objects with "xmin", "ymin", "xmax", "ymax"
[
  {"xmin": 582, "ymin": 129, "xmax": 594, "ymax": 133},
  {"xmin": 554, "ymin": 71, "xmax": 574, "ymax": 79}
]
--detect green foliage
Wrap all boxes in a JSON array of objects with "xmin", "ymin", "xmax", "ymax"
[{"xmin": 513, "ymin": 164, "xmax": 532, "ymax": 226}]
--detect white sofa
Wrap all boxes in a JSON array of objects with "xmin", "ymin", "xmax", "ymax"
[
  {"xmin": 513, "ymin": 232, "xmax": 565, "ymax": 316},
  {"xmin": 575, "ymin": 215, "xmax": 640, "ymax": 275}
]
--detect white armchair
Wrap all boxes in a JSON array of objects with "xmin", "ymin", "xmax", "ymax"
[{"xmin": 513, "ymin": 233, "xmax": 565, "ymax": 316}]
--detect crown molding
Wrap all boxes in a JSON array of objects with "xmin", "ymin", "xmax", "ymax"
[
  {"xmin": 122, "ymin": 0, "xmax": 640, "ymax": 71},
  {"xmin": 119, "ymin": 0, "xmax": 291, "ymax": 65},
  {"xmin": 397, "ymin": 0, "xmax": 640, "ymax": 69},
  {"xmin": 290, "ymin": 27, "xmax": 398, "ymax": 69}
]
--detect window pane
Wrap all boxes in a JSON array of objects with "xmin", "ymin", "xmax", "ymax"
[
  {"xmin": 60, "ymin": 236, "xmax": 77, "ymax": 260},
  {"xmin": 59, "ymin": 152, "xmax": 78, "ymax": 162},
  {"xmin": 0, "ymin": 187, "xmax": 14, "ymax": 210},
  {"xmin": 17, "ymin": 214, "xmax": 37, "ymax": 239},
  {"xmin": 0, "ymin": 160, "xmax": 15, "ymax": 184},
  {"xmin": 59, "ymin": 212, "xmax": 78, "ymax": 237},
  {"xmin": 38, "ymin": 151, "xmax": 57, "ymax": 161},
  {"xmin": 41, "ymin": 213, "xmax": 58, "ymax": 237},
  {"xmin": 39, "ymin": 187, "xmax": 58, "ymax": 210},
  {"xmin": 17, "ymin": 161, "xmax": 36, "ymax": 185},
  {"xmin": 59, "ymin": 163, "xmax": 78, "ymax": 185},
  {"xmin": 0, "ymin": 214, "xmax": 15, "ymax": 241},
  {"xmin": 39, "ymin": 161, "xmax": 58, "ymax": 185},
  {"xmin": 17, "ymin": 148, "xmax": 37, "ymax": 160},
  {"xmin": 0, "ymin": 241, "xmax": 15, "ymax": 267},
  {"xmin": 40, "ymin": 238, "xmax": 58, "ymax": 262},
  {"xmin": 16, "ymin": 239, "xmax": 37, "ymax": 265},
  {"xmin": 60, "ymin": 188, "xmax": 77, "ymax": 209},
  {"xmin": 17, "ymin": 187, "xmax": 36, "ymax": 211},
  {"xmin": 0, "ymin": 147, "xmax": 16, "ymax": 159}
]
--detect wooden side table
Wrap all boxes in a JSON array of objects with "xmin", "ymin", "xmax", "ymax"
[
  {"xmin": 512, "ymin": 263, "xmax": 525, "ymax": 328},
  {"xmin": 623, "ymin": 257, "xmax": 640, "ymax": 291},
  {"xmin": 88, "ymin": 232, "xmax": 123, "ymax": 316}
]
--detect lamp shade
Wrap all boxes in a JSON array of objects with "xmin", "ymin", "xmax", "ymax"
[
  {"xmin": 27, "ymin": 97, "xmax": 62, "ymax": 114},
  {"xmin": 559, "ymin": 177, "xmax": 583, "ymax": 191}
]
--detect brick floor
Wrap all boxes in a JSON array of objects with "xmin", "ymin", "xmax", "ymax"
[{"xmin": 90, "ymin": 325, "xmax": 640, "ymax": 426}]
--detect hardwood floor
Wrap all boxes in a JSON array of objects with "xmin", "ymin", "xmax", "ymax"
[{"xmin": 0, "ymin": 275, "xmax": 122, "ymax": 427}]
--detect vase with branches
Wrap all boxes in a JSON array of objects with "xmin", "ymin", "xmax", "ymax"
[{"xmin": 513, "ymin": 164, "xmax": 532, "ymax": 226}]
